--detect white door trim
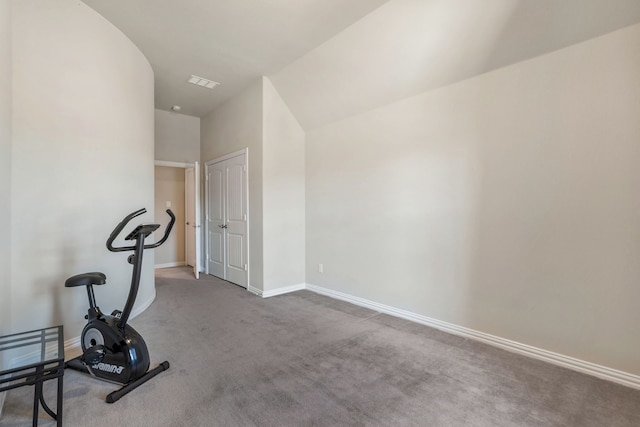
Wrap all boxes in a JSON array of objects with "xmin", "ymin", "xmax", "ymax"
[
  {"xmin": 185, "ymin": 162, "xmax": 201, "ymax": 278},
  {"xmin": 207, "ymin": 148, "xmax": 248, "ymax": 164},
  {"xmin": 154, "ymin": 160, "xmax": 195, "ymax": 168}
]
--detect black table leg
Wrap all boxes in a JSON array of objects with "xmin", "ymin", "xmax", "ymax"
[
  {"xmin": 32, "ymin": 368, "xmax": 42, "ymax": 427},
  {"xmin": 57, "ymin": 373, "xmax": 63, "ymax": 426},
  {"xmin": 38, "ymin": 374, "xmax": 62, "ymax": 424}
]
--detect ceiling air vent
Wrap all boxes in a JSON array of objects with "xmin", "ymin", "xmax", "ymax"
[{"xmin": 187, "ymin": 75, "xmax": 220, "ymax": 89}]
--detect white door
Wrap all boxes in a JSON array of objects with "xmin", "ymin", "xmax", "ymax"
[
  {"xmin": 207, "ymin": 160, "xmax": 226, "ymax": 279},
  {"xmin": 185, "ymin": 162, "xmax": 201, "ymax": 279},
  {"xmin": 206, "ymin": 151, "xmax": 248, "ymax": 288}
]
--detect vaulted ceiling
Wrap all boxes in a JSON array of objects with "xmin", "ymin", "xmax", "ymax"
[
  {"xmin": 82, "ymin": 0, "xmax": 388, "ymax": 118},
  {"xmin": 83, "ymin": 0, "xmax": 640, "ymax": 130}
]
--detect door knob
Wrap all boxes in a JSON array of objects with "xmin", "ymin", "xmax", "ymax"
[{"xmin": 217, "ymin": 224, "xmax": 227, "ymax": 229}]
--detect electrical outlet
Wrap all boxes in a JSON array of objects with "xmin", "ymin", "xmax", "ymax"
[{"xmin": 318, "ymin": 263, "xmax": 324, "ymax": 273}]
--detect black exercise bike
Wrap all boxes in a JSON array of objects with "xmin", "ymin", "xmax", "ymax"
[{"xmin": 65, "ymin": 208, "xmax": 175, "ymax": 403}]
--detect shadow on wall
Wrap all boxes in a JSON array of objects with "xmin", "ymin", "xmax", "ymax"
[
  {"xmin": 476, "ymin": 0, "xmax": 640, "ymax": 73},
  {"xmin": 461, "ymin": 22, "xmax": 640, "ymax": 372},
  {"xmin": 304, "ymin": 18, "xmax": 640, "ymax": 377},
  {"xmin": 26, "ymin": 234, "xmax": 98, "ymax": 336}
]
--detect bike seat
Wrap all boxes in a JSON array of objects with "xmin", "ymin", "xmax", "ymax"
[{"xmin": 65, "ymin": 272, "xmax": 107, "ymax": 288}]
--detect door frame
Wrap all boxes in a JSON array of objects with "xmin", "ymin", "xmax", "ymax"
[
  {"xmin": 204, "ymin": 148, "xmax": 250, "ymax": 287},
  {"xmin": 184, "ymin": 161, "xmax": 201, "ymax": 279},
  {"xmin": 154, "ymin": 160, "xmax": 201, "ymax": 276}
]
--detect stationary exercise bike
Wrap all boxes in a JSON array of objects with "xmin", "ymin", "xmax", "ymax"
[{"xmin": 65, "ymin": 208, "xmax": 175, "ymax": 403}]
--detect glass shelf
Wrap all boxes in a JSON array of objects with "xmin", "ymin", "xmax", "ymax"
[{"xmin": 0, "ymin": 325, "xmax": 64, "ymax": 426}]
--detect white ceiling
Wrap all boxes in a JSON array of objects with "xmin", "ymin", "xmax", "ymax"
[
  {"xmin": 81, "ymin": 0, "xmax": 388, "ymax": 118},
  {"xmin": 83, "ymin": 0, "xmax": 640, "ymax": 130},
  {"xmin": 270, "ymin": 0, "xmax": 640, "ymax": 130}
]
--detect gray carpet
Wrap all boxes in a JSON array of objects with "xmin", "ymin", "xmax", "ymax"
[{"xmin": 2, "ymin": 267, "xmax": 640, "ymax": 426}]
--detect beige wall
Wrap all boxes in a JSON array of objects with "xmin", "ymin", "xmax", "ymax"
[
  {"xmin": 0, "ymin": 0, "xmax": 11, "ymax": 338},
  {"xmin": 201, "ymin": 79, "xmax": 264, "ymax": 289},
  {"xmin": 262, "ymin": 77, "xmax": 306, "ymax": 291},
  {"xmin": 10, "ymin": 0, "xmax": 155, "ymax": 337},
  {"xmin": 306, "ymin": 24, "xmax": 640, "ymax": 375},
  {"xmin": 154, "ymin": 109, "xmax": 200, "ymax": 163},
  {"xmin": 154, "ymin": 166, "xmax": 185, "ymax": 266}
]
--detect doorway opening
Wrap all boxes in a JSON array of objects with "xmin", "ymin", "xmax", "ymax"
[{"xmin": 154, "ymin": 160, "xmax": 201, "ymax": 279}]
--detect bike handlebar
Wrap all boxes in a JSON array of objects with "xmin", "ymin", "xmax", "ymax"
[
  {"xmin": 106, "ymin": 208, "xmax": 175, "ymax": 252},
  {"xmin": 145, "ymin": 209, "xmax": 175, "ymax": 249}
]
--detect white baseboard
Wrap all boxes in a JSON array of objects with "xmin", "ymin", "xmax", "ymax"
[
  {"xmin": 248, "ymin": 283, "xmax": 306, "ymax": 298},
  {"xmin": 262, "ymin": 283, "xmax": 306, "ymax": 298},
  {"xmin": 155, "ymin": 261, "xmax": 186, "ymax": 269},
  {"xmin": 130, "ymin": 290, "xmax": 156, "ymax": 320},
  {"xmin": 65, "ymin": 335, "xmax": 81, "ymax": 352},
  {"xmin": 247, "ymin": 285, "xmax": 262, "ymax": 297},
  {"xmin": 61, "ymin": 279, "xmax": 640, "ymax": 390},
  {"xmin": 303, "ymin": 283, "xmax": 640, "ymax": 390}
]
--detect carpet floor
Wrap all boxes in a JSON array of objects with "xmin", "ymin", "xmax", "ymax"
[{"xmin": 2, "ymin": 267, "xmax": 640, "ymax": 426}]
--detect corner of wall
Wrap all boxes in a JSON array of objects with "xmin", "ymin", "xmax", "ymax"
[
  {"xmin": 199, "ymin": 77, "xmax": 265, "ymax": 291},
  {"xmin": 261, "ymin": 76, "xmax": 306, "ymax": 291}
]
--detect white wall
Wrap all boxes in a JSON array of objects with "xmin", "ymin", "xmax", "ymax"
[
  {"xmin": 0, "ymin": 0, "xmax": 12, "ymax": 338},
  {"xmin": 154, "ymin": 109, "xmax": 200, "ymax": 163},
  {"xmin": 201, "ymin": 79, "xmax": 264, "ymax": 289},
  {"xmin": 306, "ymin": 24, "xmax": 640, "ymax": 376},
  {"xmin": 200, "ymin": 78, "xmax": 306, "ymax": 292},
  {"xmin": 262, "ymin": 78, "xmax": 305, "ymax": 291},
  {"xmin": 10, "ymin": 0, "xmax": 155, "ymax": 337}
]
